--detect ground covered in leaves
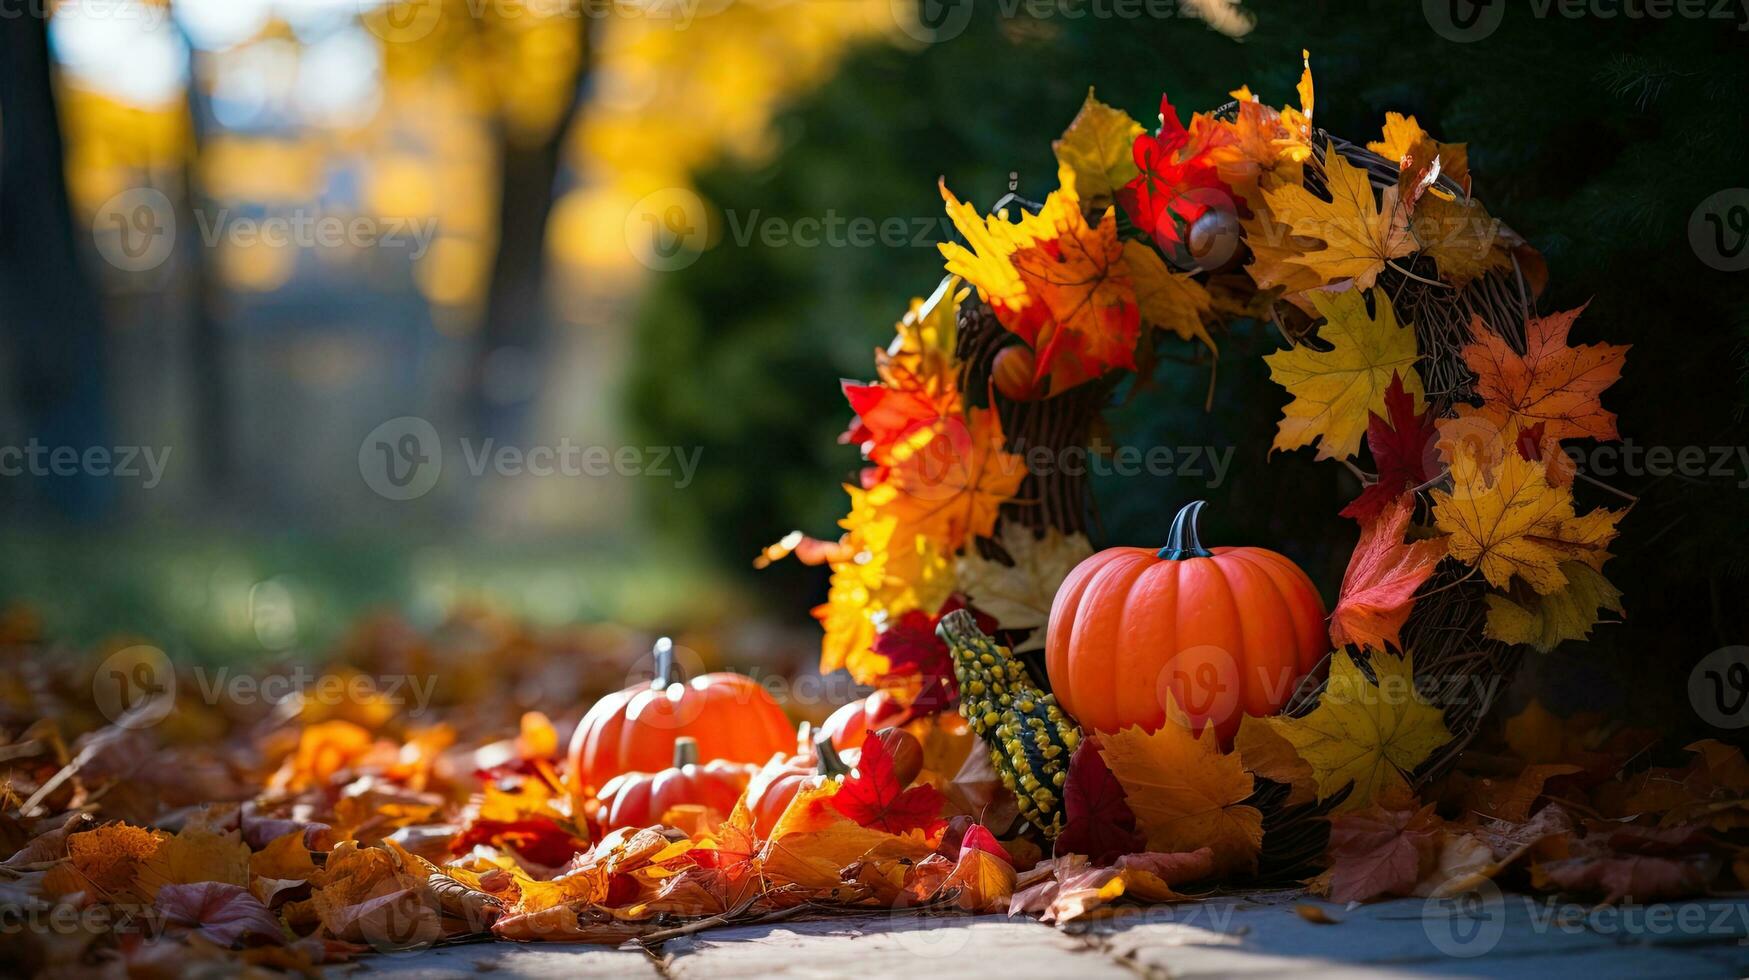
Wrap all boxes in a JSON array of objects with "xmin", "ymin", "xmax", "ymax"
[{"xmin": 0, "ymin": 606, "xmax": 1745, "ymax": 977}]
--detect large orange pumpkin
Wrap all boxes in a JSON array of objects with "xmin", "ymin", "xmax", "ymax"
[
  {"xmin": 1044, "ymin": 500, "xmax": 1328, "ymax": 743},
  {"xmin": 594, "ymin": 737, "xmax": 757, "ymax": 830},
  {"xmin": 568, "ymin": 638, "xmax": 794, "ymax": 792}
]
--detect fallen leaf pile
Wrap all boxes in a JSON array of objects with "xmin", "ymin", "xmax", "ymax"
[{"xmin": 2, "ymin": 599, "xmax": 1746, "ymax": 977}]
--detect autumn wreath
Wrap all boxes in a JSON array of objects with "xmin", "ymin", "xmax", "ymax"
[{"xmin": 764, "ymin": 56, "xmax": 1633, "ymax": 879}]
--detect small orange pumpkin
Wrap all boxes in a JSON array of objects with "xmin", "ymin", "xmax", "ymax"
[
  {"xmin": 819, "ymin": 690, "xmax": 907, "ymax": 751},
  {"xmin": 746, "ymin": 737, "xmax": 851, "ymax": 835},
  {"xmin": 1045, "ymin": 500, "xmax": 1329, "ymax": 743},
  {"xmin": 568, "ymin": 638, "xmax": 794, "ymax": 792},
  {"xmin": 594, "ymin": 737, "xmax": 756, "ymax": 830},
  {"xmin": 991, "ymin": 345, "xmax": 1039, "ymax": 401}
]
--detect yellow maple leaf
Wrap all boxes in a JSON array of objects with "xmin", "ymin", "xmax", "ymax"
[
  {"xmin": 941, "ymin": 169, "xmax": 1139, "ymax": 390},
  {"xmin": 1484, "ymin": 561, "xmax": 1624, "ymax": 652},
  {"xmin": 1263, "ymin": 142, "xmax": 1413, "ymax": 289},
  {"xmin": 1366, "ymin": 111, "xmax": 1470, "ymax": 187},
  {"xmin": 134, "ymin": 827, "xmax": 252, "ymax": 899},
  {"xmin": 1431, "ymin": 447, "xmax": 1623, "ymax": 594},
  {"xmin": 938, "ymin": 174, "xmax": 1077, "ymax": 317},
  {"xmin": 1053, "ymin": 88, "xmax": 1143, "ymax": 202},
  {"xmin": 1264, "ymin": 287, "xmax": 1425, "ymax": 460},
  {"xmin": 1412, "ymin": 194, "xmax": 1508, "ymax": 286},
  {"xmin": 1265, "ymin": 649, "xmax": 1451, "ymax": 811},
  {"xmin": 1234, "ymin": 713, "xmax": 1316, "ymax": 807},
  {"xmin": 1123, "ymin": 239, "xmax": 1216, "ymax": 355},
  {"xmin": 1099, "ymin": 714, "xmax": 1264, "ymax": 876}
]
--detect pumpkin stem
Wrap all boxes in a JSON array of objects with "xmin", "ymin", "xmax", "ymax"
[
  {"xmin": 651, "ymin": 637, "xmax": 680, "ymax": 690},
  {"xmin": 814, "ymin": 735, "xmax": 850, "ymax": 778},
  {"xmin": 1158, "ymin": 500, "xmax": 1214, "ymax": 560},
  {"xmin": 671, "ymin": 736, "xmax": 699, "ymax": 768}
]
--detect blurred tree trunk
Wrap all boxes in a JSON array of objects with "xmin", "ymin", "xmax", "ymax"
[
  {"xmin": 0, "ymin": 14, "xmax": 111, "ymax": 517},
  {"xmin": 175, "ymin": 24, "xmax": 231, "ymax": 494},
  {"xmin": 472, "ymin": 16, "xmax": 592, "ymax": 438}
]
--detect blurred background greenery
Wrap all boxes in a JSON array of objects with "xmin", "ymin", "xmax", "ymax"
[{"xmin": 5, "ymin": 0, "xmax": 1748, "ymax": 733}]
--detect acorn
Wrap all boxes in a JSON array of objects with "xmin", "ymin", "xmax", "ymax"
[{"xmin": 1187, "ymin": 207, "xmax": 1243, "ymax": 273}]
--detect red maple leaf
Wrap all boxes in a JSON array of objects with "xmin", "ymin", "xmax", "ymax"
[
  {"xmin": 450, "ymin": 817, "xmax": 589, "ymax": 868},
  {"xmin": 1329, "ymin": 494, "xmax": 1447, "ymax": 654},
  {"xmin": 871, "ymin": 598, "xmax": 995, "ymax": 714},
  {"xmin": 1116, "ymin": 96, "xmax": 1227, "ymax": 258},
  {"xmin": 829, "ymin": 730, "xmax": 947, "ymax": 835},
  {"xmin": 1341, "ymin": 372, "xmax": 1438, "ymax": 524},
  {"xmin": 1053, "ymin": 738, "xmax": 1145, "ymax": 864},
  {"xmin": 1326, "ymin": 798, "xmax": 1442, "ymax": 903}
]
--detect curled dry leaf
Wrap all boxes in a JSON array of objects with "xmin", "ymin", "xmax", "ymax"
[{"xmin": 156, "ymin": 881, "xmax": 286, "ymax": 948}]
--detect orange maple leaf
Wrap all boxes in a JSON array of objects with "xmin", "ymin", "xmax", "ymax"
[
  {"xmin": 883, "ymin": 405, "xmax": 1027, "ymax": 554},
  {"xmin": 1009, "ymin": 205, "xmax": 1140, "ymax": 389},
  {"xmin": 939, "ymin": 177, "xmax": 1139, "ymax": 393},
  {"xmin": 1098, "ymin": 713, "xmax": 1263, "ymax": 877},
  {"xmin": 1329, "ymin": 495, "xmax": 1448, "ymax": 653},
  {"xmin": 1457, "ymin": 305, "xmax": 1628, "ymax": 447}
]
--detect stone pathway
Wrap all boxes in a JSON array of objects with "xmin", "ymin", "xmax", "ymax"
[{"xmin": 352, "ymin": 889, "xmax": 1749, "ymax": 979}]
